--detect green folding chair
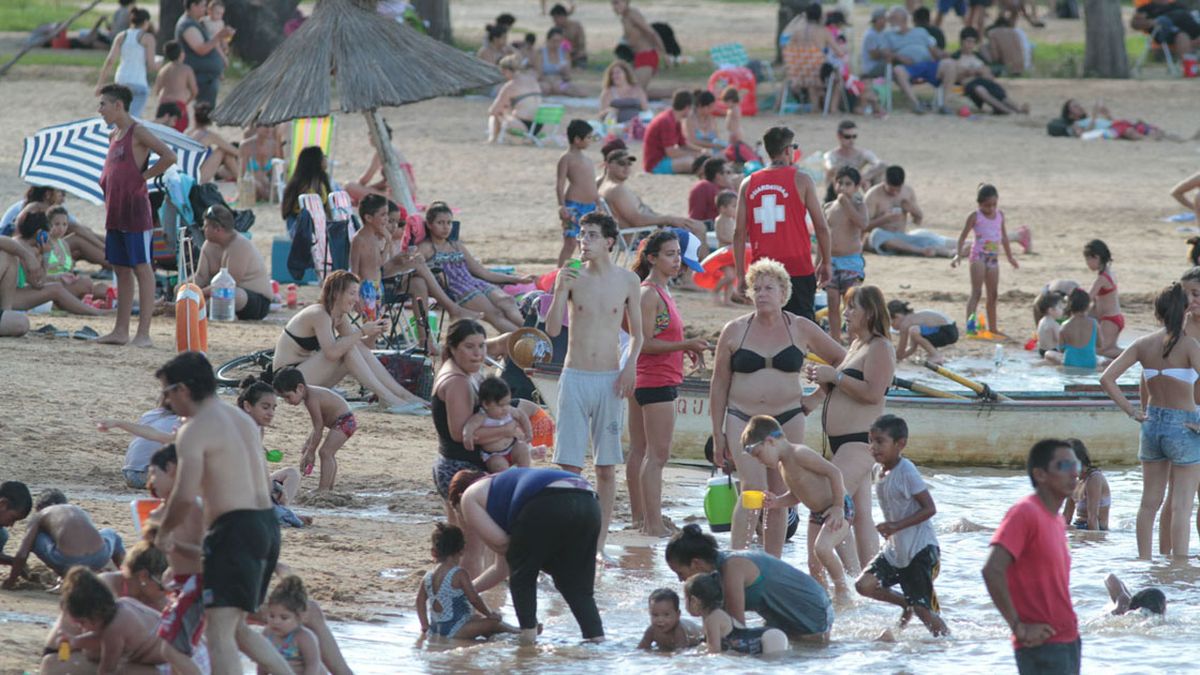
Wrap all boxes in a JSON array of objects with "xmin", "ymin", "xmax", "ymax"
[{"xmin": 504, "ymin": 104, "xmax": 566, "ymax": 147}]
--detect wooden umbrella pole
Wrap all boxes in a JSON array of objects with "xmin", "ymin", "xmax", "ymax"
[{"xmin": 364, "ymin": 109, "xmax": 416, "ymax": 215}]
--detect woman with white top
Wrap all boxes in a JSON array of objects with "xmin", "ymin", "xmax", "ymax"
[{"xmin": 95, "ymin": 9, "xmax": 158, "ymax": 118}]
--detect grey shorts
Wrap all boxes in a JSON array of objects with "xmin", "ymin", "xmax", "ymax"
[
  {"xmin": 123, "ymin": 468, "xmax": 148, "ymax": 489},
  {"xmin": 554, "ymin": 368, "xmax": 625, "ymax": 467},
  {"xmin": 1139, "ymin": 406, "xmax": 1200, "ymax": 465},
  {"xmin": 868, "ymin": 228, "xmax": 953, "ymax": 255},
  {"xmin": 33, "ymin": 528, "xmax": 125, "ymax": 573}
]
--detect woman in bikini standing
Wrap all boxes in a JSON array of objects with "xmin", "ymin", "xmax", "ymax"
[
  {"xmin": 803, "ymin": 285, "xmax": 894, "ymax": 564},
  {"xmin": 711, "ymin": 258, "xmax": 844, "ymax": 557},
  {"xmin": 272, "ymin": 270, "xmax": 425, "ymax": 412},
  {"xmin": 1085, "ymin": 239, "xmax": 1123, "ymax": 358}
]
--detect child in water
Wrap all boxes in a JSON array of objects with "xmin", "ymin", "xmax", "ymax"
[
  {"xmin": 416, "ymin": 523, "xmax": 519, "ymax": 640},
  {"xmin": 261, "ymin": 576, "xmax": 322, "ymax": 675},
  {"xmin": 1033, "ymin": 290, "xmax": 1064, "ymax": 360},
  {"xmin": 1105, "ymin": 574, "xmax": 1166, "ymax": 616},
  {"xmin": 1084, "ymin": 239, "xmax": 1123, "ymax": 358},
  {"xmin": 638, "ymin": 587, "xmax": 703, "ymax": 651},
  {"xmin": 1061, "ymin": 439, "xmax": 1110, "ymax": 531},
  {"xmin": 272, "ymin": 366, "xmax": 356, "ymax": 491},
  {"xmin": 1045, "ymin": 288, "xmax": 1098, "ymax": 370},
  {"xmin": 951, "ymin": 184, "xmax": 1018, "ymax": 336},
  {"xmin": 888, "ymin": 300, "xmax": 958, "ymax": 365},
  {"xmin": 463, "ymin": 376, "xmax": 537, "ymax": 472},
  {"xmin": 684, "ymin": 572, "xmax": 787, "ymax": 655}
]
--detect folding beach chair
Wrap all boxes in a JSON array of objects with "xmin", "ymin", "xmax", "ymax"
[
  {"xmin": 503, "ymin": 105, "xmax": 566, "ymax": 146},
  {"xmin": 300, "ymin": 193, "xmax": 330, "ymax": 279},
  {"xmin": 599, "ymin": 198, "xmax": 659, "ymax": 266},
  {"xmin": 881, "ymin": 62, "xmax": 945, "ymax": 113},
  {"xmin": 709, "ymin": 42, "xmax": 775, "ymax": 82},
  {"xmin": 1132, "ymin": 32, "xmax": 1179, "ymax": 77}
]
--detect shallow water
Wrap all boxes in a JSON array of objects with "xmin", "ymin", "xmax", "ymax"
[
  {"xmin": 320, "ymin": 465, "xmax": 1199, "ymax": 674},
  {"xmin": 899, "ymin": 349, "xmax": 1142, "ymax": 395}
]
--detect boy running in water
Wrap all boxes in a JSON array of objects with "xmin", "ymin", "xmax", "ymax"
[{"xmin": 555, "ymin": 119, "xmax": 600, "ymax": 268}]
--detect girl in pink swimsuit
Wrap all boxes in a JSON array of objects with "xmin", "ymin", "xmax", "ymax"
[{"xmin": 951, "ymin": 184, "xmax": 1019, "ymax": 335}]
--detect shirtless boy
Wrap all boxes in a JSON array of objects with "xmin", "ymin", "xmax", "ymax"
[
  {"xmin": 56, "ymin": 567, "xmax": 170, "ymax": 675},
  {"xmin": 145, "ymin": 444, "xmax": 207, "ymax": 675},
  {"xmin": 743, "ymin": 415, "xmax": 857, "ymax": 603},
  {"xmin": 0, "ymin": 480, "xmax": 33, "ymax": 568},
  {"xmin": 272, "ymin": 366, "xmax": 356, "ymax": 491},
  {"xmin": 547, "ymin": 212, "xmax": 643, "ymax": 559},
  {"xmin": 555, "ymin": 120, "xmax": 600, "ymax": 268},
  {"xmin": 612, "ymin": 0, "xmax": 667, "ymax": 90},
  {"xmin": 152, "ymin": 352, "xmax": 292, "ymax": 675},
  {"xmin": 194, "ymin": 204, "xmax": 273, "ymax": 321},
  {"xmin": 3, "ymin": 490, "xmax": 125, "ymax": 588},
  {"xmin": 152, "ymin": 41, "xmax": 198, "ymax": 132},
  {"xmin": 823, "ymin": 166, "xmax": 868, "ymax": 343}
]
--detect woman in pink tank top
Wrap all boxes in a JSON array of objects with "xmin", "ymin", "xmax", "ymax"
[
  {"xmin": 951, "ymin": 184, "xmax": 1019, "ymax": 336},
  {"xmin": 627, "ymin": 230, "xmax": 711, "ymax": 537}
]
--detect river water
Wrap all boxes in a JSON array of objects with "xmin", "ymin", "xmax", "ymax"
[{"xmin": 322, "ymin": 464, "xmax": 1197, "ymax": 674}]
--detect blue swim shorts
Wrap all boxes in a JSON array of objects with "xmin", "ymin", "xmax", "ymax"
[
  {"xmin": 651, "ymin": 156, "xmax": 675, "ymax": 175},
  {"xmin": 562, "ymin": 200, "xmax": 597, "ymax": 238},
  {"xmin": 105, "ymin": 230, "xmax": 152, "ymax": 267},
  {"xmin": 903, "ymin": 60, "xmax": 942, "ymax": 86},
  {"xmin": 937, "ymin": 0, "xmax": 966, "ymax": 16}
]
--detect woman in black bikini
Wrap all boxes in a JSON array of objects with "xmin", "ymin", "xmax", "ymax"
[
  {"xmin": 271, "ymin": 270, "xmax": 424, "ymax": 411},
  {"xmin": 710, "ymin": 259, "xmax": 844, "ymax": 557},
  {"xmin": 804, "ymin": 285, "xmax": 894, "ymax": 564}
]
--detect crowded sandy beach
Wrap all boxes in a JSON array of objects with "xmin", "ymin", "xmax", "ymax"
[{"xmin": 1, "ymin": 0, "xmax": 1199, "ymax": 672}]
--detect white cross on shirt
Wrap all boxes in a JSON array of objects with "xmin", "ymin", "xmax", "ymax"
[{"xmin": 753, "ymin": 193, "xmax": 785, "ymax": 234}]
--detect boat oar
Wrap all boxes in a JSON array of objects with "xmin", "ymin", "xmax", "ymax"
[
  {"xmin": 923, "ymin": 362, "xmax": 1011, "ymax": 402},
  {"xmin": 804, "ymin": 355, "xmax": 967, "ymax": 400}
]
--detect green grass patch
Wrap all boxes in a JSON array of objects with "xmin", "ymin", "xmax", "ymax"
[
  {"xmin": 0, "ymin": 49, "xmax": 105, "ymax": 68},
  {"xmin": 1029, "ymin": 36, "xmax": 1143, "ymax": 77},
  {"xmin": 0, "ymin": 0, "xmax": 104, "ymax": 33}
]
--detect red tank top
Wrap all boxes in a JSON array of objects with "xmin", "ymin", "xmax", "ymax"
[
  {"xmin": 743, "ymin": 165, "xmax": 813, "ymax": 276},
  {"xmin": 636, "ymin": 282, "xmax": 684, "ymax": 389},
  {"xmin": 99, "ymin": 122, "xmax": 154, "ymax": 233}
]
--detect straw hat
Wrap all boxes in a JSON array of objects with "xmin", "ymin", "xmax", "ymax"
[{"xmin": 506, "ymin": 327, "xmax": 554, "ymax": 369}]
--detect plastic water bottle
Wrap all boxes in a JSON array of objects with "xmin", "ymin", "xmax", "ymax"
[
  {"xmin": 210, "ymin": 268, "xmax": 237, "ymax": 321},
  {"xmin": 993, "ymin": 344, "xmax": 1004, "ymax": 369}
]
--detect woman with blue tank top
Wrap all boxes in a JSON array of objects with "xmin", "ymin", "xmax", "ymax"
[
  {"xmin": 666, "ymin": 523, "xmax": 834, "ymax": 641},
  {"xmin": 450, "ymin": 467, "xmax": 604, "ymax": 645},
  {"xmin": 95, "ymin": 9, "xmax": 157, "ymax": 118}
]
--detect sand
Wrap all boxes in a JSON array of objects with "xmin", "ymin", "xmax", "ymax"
[{"xmin": 1, "ymin": 0, "xmax": 1198, "ymax": 670}]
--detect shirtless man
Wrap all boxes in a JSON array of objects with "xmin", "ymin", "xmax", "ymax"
[
  {"xmin": 546, "ymin": 213, "xmax": 643, "ymax": 560},
  {"xmin": 3, "ymin": 489, "xmax": 125, "ymax": 587},
  {"xmin": 153, "ymin": 352, "xmax": 293, "ymax": 675},
  {"xmin": 194, "ymin": 204, "xmax": 273, "ymax": 321},
  {"xmin": 864, "ymin": 165, "xmax": 955, "ymax": 258},
  {"xmin": 823, "ymin": 120, "xmax": 885, "ymax": 201},
  {"xmin": 598, "ymin": 148, "xmax": 707, "ymax": 252},
  {"xmin": 612, "ymin": 0, "xmax": 667, "ymax": 90},
  {"xmin": 555, "ymin": 120, "xmax": 601, "ymax": 268}
]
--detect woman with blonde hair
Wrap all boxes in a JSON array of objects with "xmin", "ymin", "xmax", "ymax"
[
  {"xmin": 710, "ymin": 258, "xmax": 845, "ymax": 558},
  {"xmin": 803, "ymin": 285, "xmax": 895, "ymax": 564},
  {"xmin": 599, "ymin": 60, "xmax": 649, "ymax": 124},
  {"xmin": 488, "ymin": 55, "xmax": 544, "ymax": 143}
]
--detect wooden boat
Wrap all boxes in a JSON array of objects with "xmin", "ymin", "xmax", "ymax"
[{"xmin": 526, "ymin": 365, "xmax": 1141, "ymax": 467}]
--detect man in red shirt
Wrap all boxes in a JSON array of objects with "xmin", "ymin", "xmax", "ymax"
[
  {"xmin": 643, "ymin": 90, "xmax": 704, "ymax": 176},
  {"xmin": 982, "ymin": 439, "xmax": 1081, "ymax": 675},
  {"xmin": 732, "ymin": 126, "xmax": 830, "ymax": 321},
  {"xmin": 687, "ymin": 157, "xmax": 737, "ymax": 224}
]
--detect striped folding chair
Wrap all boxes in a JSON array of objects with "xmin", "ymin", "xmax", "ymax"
[
  {"xmin": 289, "ymin": 116, "xmax": 335, "ymax": 177},
  {"xmin": 300, "ymin": 193, "xmax": 329, "ymax": 277}
]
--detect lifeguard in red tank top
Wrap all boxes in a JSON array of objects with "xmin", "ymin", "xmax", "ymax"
[{"xmin": 744, "ymin": 165, "xmax": 813, "ymax": 277}]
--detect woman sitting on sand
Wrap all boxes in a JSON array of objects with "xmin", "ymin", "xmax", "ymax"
[
  {"xmin": 666, "ymin": 523, "xmax": 834, "ymax": 642},
  {"xmin": 10, "ymin": 213, "xmax": 108, "ymax": 317},
  {"xmin": 281, "ymin": 146, "xmax": 333, "ymax": 238},
  {"xmin": 2, "ymin": 186, "xmax": 108, "ymax": 269},
  {"xmin": 487, "ymin": 55, "xmax": 543, "ymax": 144},
  {"xmin": 535, "ymin": 27, "xmax": 584, "ymax": 97},
  {"xmin": 710, "ymin": 258, "xmax": 844, "ymax": 558},
  {"xmin": 683, "ymin": 91, "xmax": 725, "ymax": 153},
  {"xmin": 803, "ymin": 285, "xmax": 895, "ymax": 565},
  {"xmin": 598, "ymin": 61, "xmax": 649, "ymax": 124},
  {"xmin": 415, "ymin": 203, "xmax": 532, "ymax": 333},
  {"xmin": 476, "ymin": 23, "xmax": 514, "ymax": 66},
  {"xmin": 1101, "ymin": 283, "xmax": 1200, "ymax": 561},
  {"xmin": 272, "ymin": 270, "xmax": 426, "ymax": 412},
  {"xmin": 240, "ymin": 123, "xmax": 285, "ymax": 202},
  {"xmin": 188, "ymin": 103, "xmax": 240, "ymax": 183}
]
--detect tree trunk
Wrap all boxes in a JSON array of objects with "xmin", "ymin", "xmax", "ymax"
[
  {"xmin": 364, "ymin": 110, "xmax": 416, "ymax": 215},
  {"xmin": 413, "ymin": 0, "xmax": 453, "ymax": 44},
  {"xmin": 157, "ymin": 0, "xmax": 183, "ymax": 52},
  {"xmin": 223, "ymin": 0, "xmax": 301, "ymax": 66},
  {"xmin": 1083, "ymin": 0, "xmax": 1129, "ymax": 78}
]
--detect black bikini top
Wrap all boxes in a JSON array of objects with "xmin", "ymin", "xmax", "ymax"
[
  {"xmin": 284, "ymin": 327, "xmax": 321, "ymax": 353},
  {"xmin": 730, "ymin": 313, "xmax": 806, "ymax": 374}
]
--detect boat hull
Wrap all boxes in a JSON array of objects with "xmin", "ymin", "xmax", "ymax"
[{"xmin": 528, "ymin": 367, "xmax": 1141, "ymax": 467}]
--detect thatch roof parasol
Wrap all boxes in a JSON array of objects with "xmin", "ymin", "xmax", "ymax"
[{"xmin": 213, "ymin": 0, "xmax": 502, "ymax": 211}]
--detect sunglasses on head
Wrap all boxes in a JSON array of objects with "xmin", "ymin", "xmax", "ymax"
[{"xmin": 743, "ymin": 430, "xmax": 783, "ymax": 454}]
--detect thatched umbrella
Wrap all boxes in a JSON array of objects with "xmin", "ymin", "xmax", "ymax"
[{"xmin": 212, "ymin": 0, "xmax": 501, "ymax": 212}]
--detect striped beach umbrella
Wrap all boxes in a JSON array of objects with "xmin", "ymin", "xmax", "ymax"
[{"xmin": 18, "ymin": 118, "xmax": 209, "ymax": 206}]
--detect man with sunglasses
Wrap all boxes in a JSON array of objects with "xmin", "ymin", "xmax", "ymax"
[
  {"xmin": 823, "ymin": 121, "xmax": 885, "ymax": 202},
  {"xmin": 194, "ymin": 204, "xmax": 273, "ymax": 321},
  {"xmin": 982, "ymin": 439, "xmax": 1081, "ymax": 675},
  {"xmin": 733, "ymin": 126, "xmax": 831, "ymax": 321}
]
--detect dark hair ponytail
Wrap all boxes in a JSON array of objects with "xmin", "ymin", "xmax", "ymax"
[
  {"xmin": 665, "ymin": 523, "xmax": 720, "ymax": 568},
  {"xmin": 237, "ymin": 376, "xmax": 276, "ymax": 410},
  {"xmin": 976, "ymin": 183, "xmax": 998, "ymax": 203},
  {"xmin": 1155, "ymin": 282, "xmax": 1188, "ymax": 358},
  {"xmin": 1083, "ymin": 239, "xmax": 1112, "ymax": 267},
  {"xmin": 632, "ymin": 229, "xmax": 679, "ymax": 280}
]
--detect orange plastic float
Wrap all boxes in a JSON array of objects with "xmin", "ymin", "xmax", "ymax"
[
  {"xmin": 693, "ymin": 244, "xmax": 752, "ymax": 290},
  {"xmin": 707, "ymin": 67, "xmax": 757, "ymax": 117},
  {"xmin": 175, "ymin": 282, "xmax": 208, "ymax": 354}
]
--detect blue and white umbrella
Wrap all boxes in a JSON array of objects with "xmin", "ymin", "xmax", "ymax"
[{"xmin": 18, "ymin": 118, "xmax": 209, "ymax": 206}]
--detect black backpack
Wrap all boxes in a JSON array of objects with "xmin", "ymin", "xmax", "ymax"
[
  {"xmin": 188, "ymin": 183, "xmax": 255, "ymax": 235},
  {"xmin": 1056, "ymin": 0, "xmax": 1079, "ymax": 19},
  {"xmin": 651, "ymin": 22, "xmax": 681, "ymax": 58}
]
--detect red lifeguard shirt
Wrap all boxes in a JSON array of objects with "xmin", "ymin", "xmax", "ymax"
[{"xmin": 743, "ymin": 165, "xmax": 813, "ymax": 277}]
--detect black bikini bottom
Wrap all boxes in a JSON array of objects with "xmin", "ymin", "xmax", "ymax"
[
  {"xmin": 828, "ymin": 431, "xmax": 870, "ymax": 455},
  {"xmin": 727, "ymin": 405, "xmax": 807, "ymax": 427}
]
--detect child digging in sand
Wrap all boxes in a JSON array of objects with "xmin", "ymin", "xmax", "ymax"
[
  {"xmin": 951, "ymin": 184, "xmax": 1019, "ymax": 337},
  {"xmin": 888, "ymin": 300, "xmax": 959, "ymax": 365},
  {"xmin": 416, "ymin": 523, "xmax": 520, "ymax": 640},
  {"xmin": 272, "ymin": 366, "xmax": 356, "ymax": 491},
  {"xmin": 57, "ymin": 566, "xmax": 170, "ymax": 673},
  {"xmin": 684, "ymin": 572, "xmax": 788, "ymax": 655},
  {"xmin": 555, "ymin": 119, "xmax": 600, "ymax": 268},
  {"xmin": 261, "ymin": 576, "xmax": 322, "ymax": 674},
  {"xmin": 823, "ymin": 166, "xmax": 868, "ymax": 343},
  {"xmin": 3, "ymin": 490, "xmax": 125, "ymax": 588},
  {"xmin": 743, "ymin": 415, "xmax": 857, "ymax": 603},
  {"xmin": 638, "ymin": 587, "xmax": 703, "ymax": 651},
  {"xmin": 463, "ymin": 376, "xmax": 538, "ymax": 472},
  {"xmin": 856, "ymin": 415, "xmax": 948, "ymax": 638}
]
